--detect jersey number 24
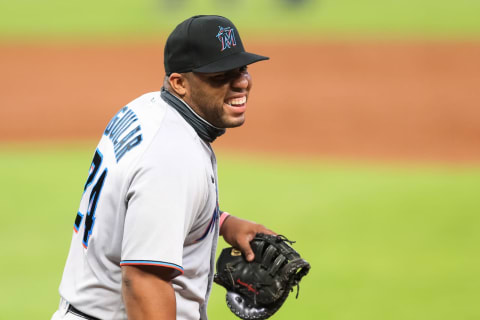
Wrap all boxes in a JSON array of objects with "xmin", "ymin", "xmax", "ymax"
[{"xmin": 74, "ymin": 149, "xmax": 108, "ymax": 248}]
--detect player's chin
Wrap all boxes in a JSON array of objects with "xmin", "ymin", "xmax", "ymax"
[
  {"xmin": 222, "ymin": 104, "xmax": 247, "ymax": 128},
  {"xmin": 222, "ymin": 114, "xmax": 246, "ymax": 128},
  {"xmin": 220, "ymin": 116, "xmax": 245, "ymax": 128}
]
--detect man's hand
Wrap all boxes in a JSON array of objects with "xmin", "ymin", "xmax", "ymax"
[{"xmin": 220, "ymin": 215, "xmax": 276, "ymax": 262}]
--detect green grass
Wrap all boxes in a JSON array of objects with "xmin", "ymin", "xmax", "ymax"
[
  {"xmin": 1, "ymin": 142, "xmax": 479, "ymax": 319},
  {"xmin": 1, "ymin": 0, "xmax": 480, "ymax": 40}
]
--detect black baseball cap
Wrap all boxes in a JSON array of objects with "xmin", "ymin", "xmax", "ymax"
[{"xmin": 164, "ymin": 15, "xmax": 269, "ymax": 75}]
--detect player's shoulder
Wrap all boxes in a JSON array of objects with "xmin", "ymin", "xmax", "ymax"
[
  {"xmin": 128, "ymin": 91, "xmax": 161, "ymax": 106},
  {"xmin": 126, "ymin": 91, "xmax": 193, "ymax": 136},
  {"xmin": 130, "ymin": 92, "xmax": 201, "ymax": 148},
  {"xmin": 135, "ymin": 97, "xmax": 209, "ymax": 172},
  {"xmin": 97, "ymin": 92, "xmax": 165, "ymax": 165},
  {"xmin": 101, "ymin": 91, "xmax": 206, "ymax": 169},
  {"xmin": 122, "ymin": 91, "xmax": 179, "ymax": 141},
  {"xmin": 126, "ymin": 91, "xmax": 166, "ymax": 119}
]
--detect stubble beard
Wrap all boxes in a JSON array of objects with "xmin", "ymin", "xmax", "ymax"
[{"xmin": 190, "ymin": 93, "xmax": 245, "ymax": 129}]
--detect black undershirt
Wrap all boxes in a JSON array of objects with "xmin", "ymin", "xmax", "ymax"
[{"xmin": 161, "ymin": 87, "xmax": 226, "ymax": 143}]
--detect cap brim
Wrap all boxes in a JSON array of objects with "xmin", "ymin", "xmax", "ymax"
[{"xmin": 192, "ymin": 51, "xmax": 269, "ymax": 73}]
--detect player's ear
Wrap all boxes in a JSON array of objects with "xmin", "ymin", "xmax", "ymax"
[{"xmin": 168, "ymin": 73, "xmax": 188, "ymax": 97}]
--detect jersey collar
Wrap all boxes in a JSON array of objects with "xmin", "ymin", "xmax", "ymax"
[{"xmin": 161, "ymin": 87, "xmax": 226, "ymax": 143}]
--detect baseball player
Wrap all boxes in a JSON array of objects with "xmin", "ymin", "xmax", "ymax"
[{"xmin": 51, "ymin": 15, "xmax": 274, "ymax": 320}]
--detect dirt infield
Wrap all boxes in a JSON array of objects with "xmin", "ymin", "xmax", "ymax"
[{"xmin": 1, "ymin": 41, "xmax": 479, "ymax": 163}]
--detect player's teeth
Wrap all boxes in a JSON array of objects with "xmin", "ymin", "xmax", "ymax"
[{"xmin": 228, "ymin": 97, "xmax": 246, "ymax": 106}]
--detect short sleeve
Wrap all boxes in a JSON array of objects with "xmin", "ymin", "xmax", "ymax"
[{"xmin": 120, "ymin": 148, "xmax": 206, "ymax": 277}]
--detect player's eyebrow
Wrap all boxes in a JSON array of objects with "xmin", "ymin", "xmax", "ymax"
[{"xmin": 201, "ymin": 71, "xmax": 228, "ymax": 78}]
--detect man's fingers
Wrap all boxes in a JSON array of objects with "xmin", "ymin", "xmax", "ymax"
[
  {"xmin": 237, "ymin": 237, "xmax": 255, "ymax": 262},
  {"xmin": 257, "ymin": 226, "xmax": 277, "ymax": 236},
  {"xmin": 262, "ymin": 228, "xmax": 277, "ymax": 236},
  {"xmin": 238, "ymin": 228, "xmax": 277, "ymax": 261}
]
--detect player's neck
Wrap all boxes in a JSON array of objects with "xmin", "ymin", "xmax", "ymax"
[{"xmin": 161, "ymin": 87, "xmax": 226, "ymax": 143}]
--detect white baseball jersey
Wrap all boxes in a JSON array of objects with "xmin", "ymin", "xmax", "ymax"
[{"xmin": 57, "ymin": 91, "xmax": 220, "ymax": 320}]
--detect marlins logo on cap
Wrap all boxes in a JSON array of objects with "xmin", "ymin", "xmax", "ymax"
[
  {"xmin": 164, "ymin": 15, "xmax": 269, "ymax": 74},
  {"xmin": 216, "ymin": 26, "xmax": 237, "ymax": 51}
]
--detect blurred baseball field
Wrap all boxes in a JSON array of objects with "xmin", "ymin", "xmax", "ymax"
[{"xmin": 1, "ymin": 0, "xmax": 479, "ymax": 319}]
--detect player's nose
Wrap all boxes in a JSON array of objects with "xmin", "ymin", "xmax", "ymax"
[{"xmin": 231, "ymin": 72, "xmax": 250, "ymax": 90}]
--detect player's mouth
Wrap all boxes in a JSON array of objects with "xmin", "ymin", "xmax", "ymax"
[
  {"xmin": 226, "ymin": 96, "xmax": 247, "ymax": 107},
  {"xmin": 225, "ymin": 96, "xmax": 247, "ymax": 114}
]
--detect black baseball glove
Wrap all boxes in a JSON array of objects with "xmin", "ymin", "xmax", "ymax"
[{"xmin": 214, "ymin": 233, "xmax": 311, "ymax": 319}]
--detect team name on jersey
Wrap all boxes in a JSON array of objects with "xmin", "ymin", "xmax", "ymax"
[{"xmin": 104, "ymin": 106, "xmax": 143, "ymax": 162}]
